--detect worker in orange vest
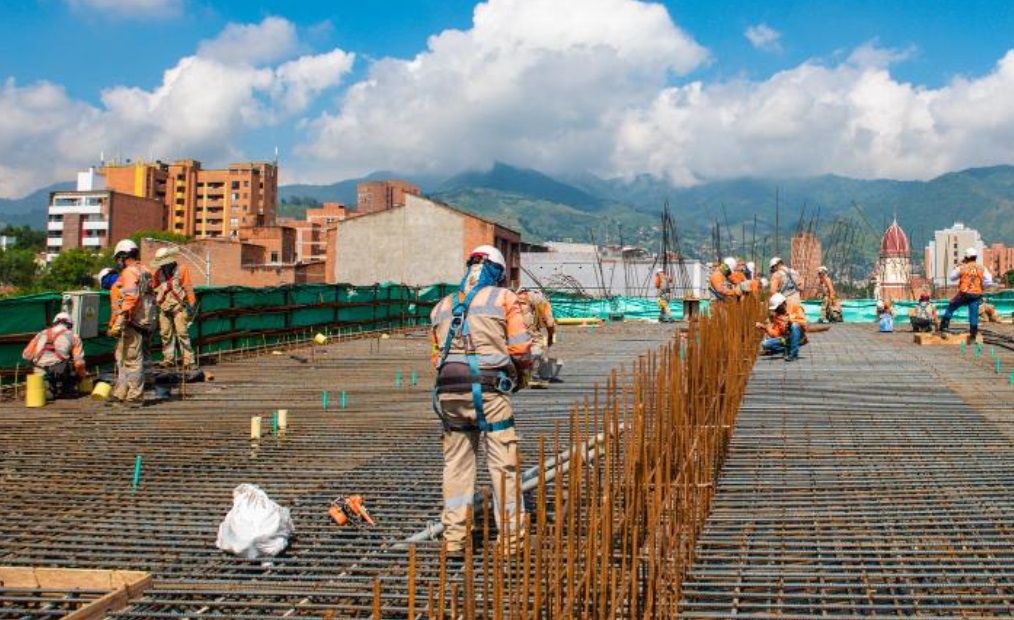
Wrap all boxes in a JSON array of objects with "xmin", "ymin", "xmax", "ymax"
[
  {"xmin": 431, "ymin": 245, "xmax": 532, "ymax": 560},
  {"xmin": 756, "ymin": 292, "xmax": 807, "ymax": 361},
  {"xmin": 108, "ymin": 239, "xmax": 155, "ymax": 403},
  {"xmin": 710, "ymin": 257, "xmax": 741, "ymax": 302},
  {"xmin": 516, "ymin": 287, "xmax": 556, "ymax": 387},
  {"xmin": 816, "ymin": 266, "xmax": 843, "ymax": 322},
  {"xmin": 152, "ymin": 247, "xmax": 197, "ymax": 369},
  {"xmin": 769, "ymin": 257, "xmax": 802, "ymax": 309},
  {"xmin": 744, "ymin": 261, "xmax": 762, "ymax": 295},
  {"xmin": 22, "ymin": 312, "xmax": 87, "ymax": 399},
  {"xmin": 938, "ymin": 247, "xmax": 993, "ymax": 342}
]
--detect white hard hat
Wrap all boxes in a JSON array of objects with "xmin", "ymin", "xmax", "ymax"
[
  {"xmin": 768, "ymin": 293, "xmax": 786, "ymax": 310},
  {"xmin": 817, "ymin": 265, "xmax": 828, "ymax": 274},
  {"xmin": 113, "ymin": 239, "xmax": 138, "ymax": 257},
  {"xmin": 746, "ymin": 261, "xmax": 756, "ymax": 273},
  {"xmin": 769, "ymin": 257, "xmax": 782, "ymax": 269},
  {"xmin": 154, "ymin": 247, "xmax": 169, "ymax": 259},
  {"xmin": 722, "ymin": 257, "xmax": 737, "ymax": 271},
  {"xmin": 53, "ymin": 311, "xmax": 73, "ymax": 326},
  {"xmin": 468, "ymin": 244, "xmax": 506, "ymax": 270},
  {"xmin": 655, "ymin": 268, "xmax": 664, "ymax": 274},
  {"xmin": 964, "ymin": 247, "xmax": 978, "ymax": 259}
]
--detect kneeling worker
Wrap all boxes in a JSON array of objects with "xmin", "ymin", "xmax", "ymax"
[
  {"xmin": 756, "ymin": 293, "xmax": 807, "ymax": 362},
  {"xmin": 431, "ymin": 245, "xmax": 532, "ymax": 559},
  {"xmin": 909, "ymin": 293, "xmax": 937, "ymax": 332},
  {"xmin": 22, "ymin": 312, "xmax": 87, "ymax": 399}
]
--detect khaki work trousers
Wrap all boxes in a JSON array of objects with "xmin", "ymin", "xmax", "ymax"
[
  {"xmin": 438, "ymin": 391, "xmax": 526, "ymax": 554},
  {"xmin": 529, "ymin": 332, "xmax": 548, "ymax": 380},
  {"xmin": 159, "ymin": 305, "xmax": 194, "ymax": 366},
  {"xmin": 113, "ymin": 325, "xmax": 146, "ymax": 402}
]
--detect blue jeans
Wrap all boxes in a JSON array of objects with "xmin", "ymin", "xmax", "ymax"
[
  {"xmin": 762, "ymin": 323, "xmax": 802, "ymax": 359},
  {"xmin": 940, "ymin": 293, "xmax": 981, "ymax": 335}
]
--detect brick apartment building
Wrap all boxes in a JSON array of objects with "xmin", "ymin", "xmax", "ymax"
[
  {"xmin": 355, "ymin": 180, "xmax": 421, "ymax": 215},
  {"xmin": 983, "ymin": 243, "xmax": 1014, "ymax": 283},
  {"xmin": 280, "ymin": 202, "xmax": 348, "ymax": 263},
  {"xmin": 45, "ymin": 169, "xmax": 163, "ymax": 261},
  {"xmin": 101, "ymin": 159, "xmax": 278, "ymax": 239}
]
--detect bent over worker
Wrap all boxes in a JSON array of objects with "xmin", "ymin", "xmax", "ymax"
[
  {"xmin": 22, "ymin": 312, "xmax": 86, "ymax": 399},
  {"xmin": 817, "ymin": 266, "xmax": 843, "ymax": 323},
  {"xmin": 769, "ymin": 257, "xmax": 802, "ymax": 310},
  {"xmin": 516, "ymin": 287, "xmax": 556, "ymax": 387},
  {"xmin": 710, "ymin": 257, "xmax": 741, "ymax": 302},
  {"xmin": 152, "ymin": 247, "xmax": 197, "ymax": 369},
  {"xmin": 756, "ymin": 292, "xmax": 807, "ymax": 362},
  {"xmin": 654, "ymin": 268, "xmax": 675, "ymax": 322},
  {"xmin": 431, "ymin": 245, "xmax": 532, "ymax": 558},
  {"xmin": 938, "ymin": 247, "xmax": 993, "ymax": 343},
  {"xmin": 108, "ymin": 239, "xmax": 155, "ymax": 403}
]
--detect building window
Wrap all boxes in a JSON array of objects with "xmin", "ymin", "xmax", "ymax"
[
  {"xmin": 244, "ymin": 181, "xmax": 249, "ymax": 187},
  {"xmin": 231, "ymin": 193, "xmax": 239, "ymax": 201},
  {"xmin": 231, "ymin": 181, "xmax": 240, "ymax": 190},
  {"xmin": 230, "ymin": 218, "xmax": 238, "ymax": 227},
  {"xmin": 270, "ymin": 251, "xmax": 279, "ymax": 262}
]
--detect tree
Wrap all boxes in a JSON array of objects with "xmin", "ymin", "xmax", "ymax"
[
  {"xmin": 130, "ymin": 229, "xmax": 191, "ymax": 246},
  {"xmin": 0, "ymin": 225, "xmax": 46, "ymax": 250},
  {"xmin": 0, "ymin": 248, "xmax": 39, "ymax": 288},
  {"xmin": 40, "ymin": 248, "xmax": 115, "ymax": 292},
  {"xmin": 1005, "ymin": 269, "xmax": 1014, "ymax": 288}
]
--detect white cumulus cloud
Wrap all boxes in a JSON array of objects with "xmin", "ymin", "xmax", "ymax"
[
  {"xmin": 745, "ymin": 23, "xmax": 781, "ymax": 52},
  {"xmin": 297, "ymin": 0, "xmax": 709, "ymax": 180},
  {"xmin": 0, "ymin": 17, "xmax": 354, "ymax": 198}
]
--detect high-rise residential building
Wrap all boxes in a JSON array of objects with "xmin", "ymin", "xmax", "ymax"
[
  {"xmin": 790, "ymin": 231, "xmax": 822, "ymax": 298},
  {"xmin": 282, "ymin": 202, "xmax": 348, "ymax": 262},
  {"xmin": 355, "ymin": 180, "xmax": 421, "ymax": 215},
  {"xmin": 100, "ymin": 159, "xmax": 278, "ymax": 239},
  {"xmin": 924, "ymin": 222, "xmax": 985, "ymax": 287},
  {"xmin": 983, "ymin": 243, "xmax": 1014, "ymax": 282},
  {"xmin": 45, "ymin": 169, "xmax": 164, "ymax": 261}
]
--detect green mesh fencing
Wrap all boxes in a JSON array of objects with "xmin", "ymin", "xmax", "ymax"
[{"xmin": 1, "ymin": 284, "xmax": 1010, "ymax": 376}]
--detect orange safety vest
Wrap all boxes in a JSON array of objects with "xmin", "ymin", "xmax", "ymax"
[{"xmin": 958, "ymin": 264, "xmax": 984, "ymax": 295}]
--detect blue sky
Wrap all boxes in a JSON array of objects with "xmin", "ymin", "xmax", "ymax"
[{"xmin": 2, "ymin": 0, "xmax": 1014, "ymax": 196}]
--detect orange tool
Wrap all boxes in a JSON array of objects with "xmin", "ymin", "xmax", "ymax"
[{"xmin": 329, "ymin": 494, "xmax": 376, "ymax": 526}]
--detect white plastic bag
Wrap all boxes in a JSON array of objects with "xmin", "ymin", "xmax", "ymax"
[{"xmin": 216, "ymin": 483, "xmax": 295, "ymax": 559}]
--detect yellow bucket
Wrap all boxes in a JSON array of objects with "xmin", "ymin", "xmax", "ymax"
[
  {"xmin": 25, "ymin": 374, "xmax": 46, "ymax": 408},
  {"xmin": 79, "ymin": 377, "xmax": 94, "ymax": 394},
  {"xmin": 91, "ymin": 381, "xmax": 112, "ymax": 400},
  {"xmin": 314, "ymin": 333, "xmax": 328, "ymax": 345}
]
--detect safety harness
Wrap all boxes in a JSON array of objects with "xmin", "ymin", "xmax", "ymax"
[
  {"xmin": 37, "ymin": 327, "xmax": 69, "ymax": 363},
  {"xmin": 434, "ymin": 268, "xmax": 515, "ymax": 434}
]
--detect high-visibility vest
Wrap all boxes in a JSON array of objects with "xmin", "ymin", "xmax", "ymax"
[{"xmin": 958, "ymin": 264, "xmax": 984, "ymax": 295}]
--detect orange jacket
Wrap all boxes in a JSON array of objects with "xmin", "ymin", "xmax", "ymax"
[
  {"xmin": 430, "ymin": 286, "xmax": 532, "ymax": 369},
  {"xmin": 654, "ymin": 272, "xmax": 672, "ymax": 291},
  {"xmin": 818, "ymin": 273, "xmax": 836, "ymax": 299},
  {"xmin": 110, "ymin": 262, "xmax": 151, "ymax": 326},
  {"xmin": 709, "ymin": 269, "xmax": 740, "ymax": 300},
  {"xmin": 153, "ymin": 263, "xmax": 196, "ymax": 308},
  {"xmin": 957, "ymin": 263, "xmax": 984, "ymax": 295},
  {"xmin": 764, "ymin": 306, "xmax": 807, "ymax": 339}
]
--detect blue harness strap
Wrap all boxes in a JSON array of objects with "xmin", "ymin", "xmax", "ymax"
[{"xmin": 435, "ymin": 277, "xmax": 514, "ymax": 433}]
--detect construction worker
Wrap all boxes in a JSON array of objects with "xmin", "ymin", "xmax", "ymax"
[
  {"xmin": 769, "ymin": 257, "xmax": 802, "ymax": 309},
  {"xmin": 516, "ymin": 287, "xmax": 556, "ymax": 388},
  {"xmin": 709, "ymin": 257, "xmax": 741, "ymax": 302},
  {"xmin": 979, "ymin": 300, "xmax": 999, "ymax": 323},
  {"xmin": 755, "ymin": 292, "xmax": 807, "ymax": 362},
  {"xmin": 876, "ymin": 299, "xmax": 895, "ymax": 332},
  {"xmin": 431, "ymin": 245, "xmax": 532, "ymax": 559},
  {"xmin": 744, "ymin": 261, "xmax": 762, "ymax": 295},
  {"xmin": 909, "ymin": 293, "xmax": 937, "ymax": 332},
  {"xmin": 97, "ymin": 267, "xmax": 119, "ymax": 291},
  {"xmin": 108, "ymin": 239, "xmax": 155, "ymax": 403},
  {"xmin": 22, "ymin": 312, "xmax": 87, "ymax": 399},
  {"xmin": 152, "ymin": 247, "xmax": 197, "ymax": 369},
  {"xmin": 654, "ymin": 268, "xmax": 675, "ymax": 322},
  {"xmin": 816, "ymin": 266, "xmax": 843, "ymax": 322},
  {"xmin": 938, "ymin": 247, "xmax": 994, "ymax": 342}
]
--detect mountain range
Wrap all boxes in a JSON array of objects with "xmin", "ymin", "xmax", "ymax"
[{"xmin": 4, "ymin": 164, "xmax": 1014, "ymax": 261}]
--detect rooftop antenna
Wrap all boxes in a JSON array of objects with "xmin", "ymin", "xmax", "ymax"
[{"xmin": 274, "ymin": 146, "xmax": 280, "ymax": 164}]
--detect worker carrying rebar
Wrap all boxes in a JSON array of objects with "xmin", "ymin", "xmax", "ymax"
[
  {"xmin": 816, "ymin": 266, "xmax": 843, "ymax": 323},
  {"xmin": 431, "ymin": 245, "xmax": 532, "ymax": 560},
  {"xmin": 654, "ymin": 268, "xmax": 675, "ymax": 322},
  {"xmin": 909, "ymin": 293, "xmax": 937, "ymax": 332},
  {"xmin": 108, "ymin": 239, "xmax": 155, "ymax": 404},
  {"xmin": 710, "ymin": 257, "xmax": 742, "ymax": 302},
  {"xmin": 768, "ymin": 257, "xmax": 802, "ymax": 309},
  {"xmin": 516, "ymin": 287, "xmax": 556, "ymax": 388},
  {"xmin": 22, "ymin": 312, "xmax": 87, "ymax": 400},
  {"xmin": 756, "ymin": 292, "xmax": 807, "ymax": 362},
  {"xmin": 152, "ymin": 247, "xmax": 197, "ymax": 370},
  {"xmin": 937, "ymin": 247, "xmax": 994, "ymax": 343}
]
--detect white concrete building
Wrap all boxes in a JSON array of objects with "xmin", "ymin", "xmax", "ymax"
[{"xmin": 924, "ymin": 222, "xmax": 985, "ymax": 287}]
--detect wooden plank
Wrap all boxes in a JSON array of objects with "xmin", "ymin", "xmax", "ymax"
[
  {"xmin": 0, "ymin": 567, "xmax": 152, "ymax": 620},
  {"xmin": 913, "ymin": 333, "xmax": 983, "ymax": 345}
]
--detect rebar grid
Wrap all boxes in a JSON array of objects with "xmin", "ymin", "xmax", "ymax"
[{"xmin": 679, "ymin": 325, "xmax": 1014, "ymax": 618}]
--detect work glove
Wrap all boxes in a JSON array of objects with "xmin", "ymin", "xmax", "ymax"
[{"xmin": 108, "ymin": 316, "xmax": 125, "ymax": 338}]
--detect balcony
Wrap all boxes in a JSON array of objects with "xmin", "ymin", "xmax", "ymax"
[
  {"xmin": 83, "ymin": 221, "xmax": 109, "ymax": 231},
  {"xmin": 47, "ymin": 221, "xmax": 64, "ymax": 232},
  {"xmin": 82, "ymin": 237, "xmax": 103, "ymax": 247}
]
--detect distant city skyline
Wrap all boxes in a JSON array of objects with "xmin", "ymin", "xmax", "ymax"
[{"xmin": 3, "ymin": 0, "xmax": 1014, "ymax": 198}]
